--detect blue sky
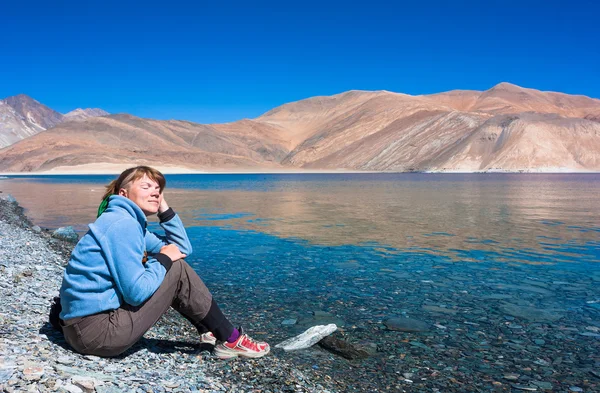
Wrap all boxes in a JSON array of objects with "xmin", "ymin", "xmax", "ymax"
[{"xmin": 1, "ymin": 0, "xmax": 598, "ymax": 123}]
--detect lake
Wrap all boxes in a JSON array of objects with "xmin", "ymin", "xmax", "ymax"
[{"xmin": 1, "ymin": 173, "xmax": 599, "ymax": 391}]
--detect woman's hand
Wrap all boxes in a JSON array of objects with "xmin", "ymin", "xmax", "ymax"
[
  {"xmin": 159, "ymin": 244, "xmax": 187, "ymax": 261},
  {"xmin": 158, "ymin": 194, "xmax": 170, "ymax": 214}
]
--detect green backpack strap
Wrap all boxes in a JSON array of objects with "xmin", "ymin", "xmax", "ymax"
[{"xmin": 97, "ymin": 196, "xmax": 110, "ymax": 217}]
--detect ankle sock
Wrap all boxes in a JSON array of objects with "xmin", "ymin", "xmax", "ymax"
[{"xmin": 227, "ymin": 328, "xmax": 240, "ymax": 343}]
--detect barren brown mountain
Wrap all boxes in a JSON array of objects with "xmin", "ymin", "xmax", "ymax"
[
  {"xmin": 0, "ymin": 114, "xmax": 289, "ymax": 172},
  {"xmin": 425, "ymin": 82, "xmax": 600, "ymax": 118},
  {"xmin": 264, "ymin": 83, "xmax": 600, "ymax": 172},
  {"xmin": 1, "ymin": 83, "xmax": 599, "ymax": 172},
  {"xmin": 63, "ymin": 108, "xmax": 110, "ymax": 122},
  {"xmin": 4, "ymin": 94, "xmax": 64, "ymax": 130},
  {"xmin": 0, "ymin": 94, "xmax": 109, "ymax": 148}
]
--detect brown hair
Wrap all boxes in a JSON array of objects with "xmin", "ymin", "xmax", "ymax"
[{"xmin": 101, "ymin": 166, "xmax": 166, "ymax": 201}]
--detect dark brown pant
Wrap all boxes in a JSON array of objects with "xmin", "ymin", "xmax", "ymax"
[{"xmin": 62, "ymin": 259, "xmax": 225, "ymax": 357}]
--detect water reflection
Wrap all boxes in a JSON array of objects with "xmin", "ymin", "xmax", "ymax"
[{"xmin": 1, "ymin": 174, "xmax": 599, "ymax": 265}]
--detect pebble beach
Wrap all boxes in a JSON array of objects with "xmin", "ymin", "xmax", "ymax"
[{"xmin": 0, "ymin": 195, "xmax": 337, "ymax": 393}]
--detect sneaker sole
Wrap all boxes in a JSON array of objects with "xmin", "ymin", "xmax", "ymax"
[{"xmin": 214, "ymin": 346, "xmax": 270, "ymax": 359}]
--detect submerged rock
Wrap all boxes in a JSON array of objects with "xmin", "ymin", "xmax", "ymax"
[
  {"xmin": 384, "ymin": 317, "xmax": 430, "ymax": 332},
  {"xmin": 318, "ymin": 333, "xmax": 370, "ymax": 360},
  {"xmin": 422, "ymin": 305, "xmax": 458, "ymax": 314},
  {"xmin": 499, "ymin": 303, "xmax": 564, "ymax": 322}
]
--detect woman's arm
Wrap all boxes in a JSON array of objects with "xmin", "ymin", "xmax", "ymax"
[
  {"xmin": 101, "ymin": 218, "xmax": 171, "ymax": 306},
  {"xmin": 145, "ymin": 198, "xmax": 193, "ymax": 256}
]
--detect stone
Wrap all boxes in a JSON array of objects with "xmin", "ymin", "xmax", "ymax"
[
  {"xmin": 532, "ymin": 381, "xmax": 553, "ymax": 390},
  {"xmin": 422, "ymin": 305, "xmax": 458, "ymax": 315},
  {"xmin": 281, "ymin": 319, "xmax": 297, "ymax": 326},
  {"xmin": 22, "ymin": 366, "xmax": 44, "ymax": 381},
  {"xmin": 71, "ymin": 376, "xmax": 96, "ymax": 393},
  {"xmin": 504, "ymin": 374, "xmax": 520, "ymax": 381},
  {"xmin": 408, "ymin": 341, "xmax": 430, "ymax": 350},
  {"xmin": 512, "ymin": 385, "xmax": 538, "ymax": 391},
  {"xmin": 384, "ymin": 317, "xmax": 430, "ymax": 332},
  {"xmin": 63, "ymin": 383, "xmax": 84, "ymax": 393},
  {"xmin": 51, "ymin": 226, "xmax": 78, "ymax": 243},
  {"xmin": 317, "ymin": 333, "xmax": 370, "ymax": 360},
  {"xmin": 498, "ymin": 303, "xmax": 563, "ymax": 322},
  {"xmin": 0, "ymin": 368, "xmax": 14, "ymax": 383},
  {"xmin": 0, "ymin": 194, "xmax": 17, "ymax": 203}
]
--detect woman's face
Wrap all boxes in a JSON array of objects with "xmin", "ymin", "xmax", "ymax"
[{"xmin": 119, "ymin": 174, "xmax": 162, "ymax": 216}]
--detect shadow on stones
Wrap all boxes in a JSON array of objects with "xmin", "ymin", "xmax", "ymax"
[
  {"xmin": 39, "ymin": 322, "xmax": 71, "ymax": 351},
  {"xmin": 119, "ymin": 338, "xmax": 214, "ymax": 358},
  {"xmin": 40, "ymin": 321, "xmax": 214, "ymax": 358}
]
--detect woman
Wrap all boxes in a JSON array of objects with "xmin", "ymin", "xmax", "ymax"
[{"xmin": 59, "ymin": 166, "xmax": 269, "ymax": 359}]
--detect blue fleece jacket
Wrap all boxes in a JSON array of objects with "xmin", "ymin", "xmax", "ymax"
[{"xmin": 59, "ymin": 195, "xmax": 193, "ymax": 320}]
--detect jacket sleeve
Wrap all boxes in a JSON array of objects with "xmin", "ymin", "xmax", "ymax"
[
  {"xmin": 145, "ymin": 211, "xmax": 193, "ymax": 256},
  {"xmin": 101, "ymin": 218, "xmax": 167, "ymax": 306}
]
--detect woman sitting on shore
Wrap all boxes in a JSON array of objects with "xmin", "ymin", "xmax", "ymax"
[{"xmin": 58, "ymin": 165, "xmax": 269, "ymax": 359}]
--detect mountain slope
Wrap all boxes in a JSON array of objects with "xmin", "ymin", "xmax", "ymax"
[
  {"xmin": 0, "ymin": 95, "xmax": 109, "ymax": 148},
  {"xmin": 0, "ymin": 100, "xmax": 47, "ymax": 148},
  {"xmin": 0, "ymin": 114, "xmax": 290, "ymax": 172},
  {"xmin": 4, "ymin": 94, "xmax": 64, "ymax": 130},
  {"xmin": 64, "ymin": 108, "xmax": 110, "ymax": 121},
  {"xmin": 426, "ymin": 82, "xmax": 600, "ymax": 118}
]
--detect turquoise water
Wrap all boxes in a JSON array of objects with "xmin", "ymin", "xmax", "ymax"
[
  {"xmin": 4, "ymin": 173, "xmax": 599, "ymax": 265},
  {"xmin": 2, "ymin": 173, "xmax": 599, "ymax": 390}
]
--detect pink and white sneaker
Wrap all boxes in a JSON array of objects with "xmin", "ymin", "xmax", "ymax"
[
  {"xmin": 214, "ymin": 329, "xmax": 270, "ymax": 359},
  {"xmin": 200, "ymin": 332, "xmax": 217, "ymax": 345}
]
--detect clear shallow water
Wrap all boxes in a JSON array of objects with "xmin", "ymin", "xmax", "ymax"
[
  {"xmin": 2, "ymin": 173, "xmax": 599, "ymax": 390},
  {"xmin": 2, "ymin": 173, "xmax": 599, "ymax": 265}
]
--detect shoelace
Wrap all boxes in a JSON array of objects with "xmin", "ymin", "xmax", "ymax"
[{"xmin": 239, "ymin": 334, "xmax": 265, "ymax": 351}]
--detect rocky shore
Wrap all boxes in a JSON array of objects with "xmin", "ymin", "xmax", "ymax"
[{"xmin": 0, "ymin": 195, "xmax": 338, "ymax": 393}]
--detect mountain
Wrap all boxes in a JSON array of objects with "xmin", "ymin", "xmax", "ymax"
[
  {"xmin": 0, "ymin": 95, "xmax": 63, "ymax": 148},
  {"xmin": 4, "ymin": 94, "xmax": 64, "ymax": 130},
  {"xmin": 0, "ymin": 94, "xmax": 108, "ymax": 148},
  {"xmin": 1, "ymin": 83, "xmax": 599, "ymax": 173},
  {"xmin": 64, "ymin": 108, "xmax": 109, "ymax": 122},
  {"xmin": 0, "ymin": 100, "xmax": 45, "ymax": 148},
  {"xmin": 425, "ymin": 113, "xmax": 600, "ymax": 172},
  {"xmin": 425, "ymin": 82, "xmax": 600, "ymax": 118},
  {"xmin": 0, "ymin": 114, "xmax": 289, "ymax": 172},
  {"xmin": 262, "ymin": 83, "xmax": 600, "ymax": 172}
]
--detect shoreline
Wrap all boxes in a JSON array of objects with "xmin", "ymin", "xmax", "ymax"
[
  {"xmin": 0, "ymin": 161, "xmax": 598, "ymax": 176},
  {"xmin": 1, "ymin": 170, "xmax": 599, "ymax": 176},
  {"xmin": 0, "ymin": 195, "xmax": 338, "ymax": 393}
]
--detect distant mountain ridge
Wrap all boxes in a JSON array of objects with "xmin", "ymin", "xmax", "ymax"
[
  {"xmin": 1, "ymin": 83, "xmax": 599, "ymax": 173},
  {"xmin": 64, "ymin": 108, "xmax": 109, "ymax": 121},
  {"xmin": 0, "ymin": 94, "xmax": 108, "ymax": 148}
]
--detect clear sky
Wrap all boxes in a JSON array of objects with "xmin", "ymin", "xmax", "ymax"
[{"xmin": 1, "ymin": 0, "xmax": 599, "ymax": 124}]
